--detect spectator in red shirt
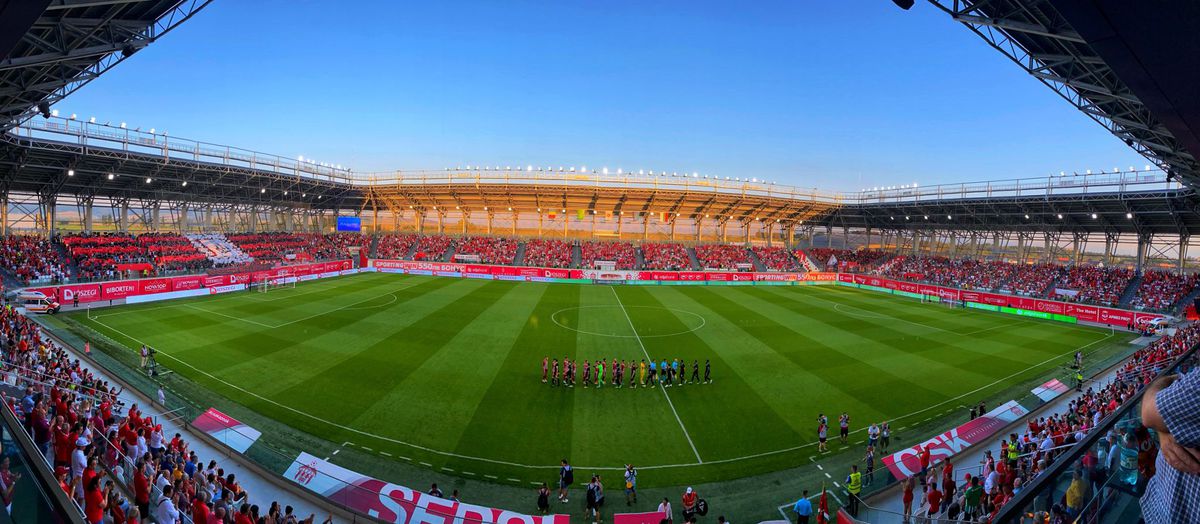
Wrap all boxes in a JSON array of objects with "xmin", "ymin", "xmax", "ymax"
[{"xmin": 83, "ymin": 475, "xmax": 108, "ymax": 524}]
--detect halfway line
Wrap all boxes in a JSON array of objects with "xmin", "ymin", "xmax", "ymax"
[{"xmin": 609, "ymin": 286, "xmax": 703, "ymax": 464}]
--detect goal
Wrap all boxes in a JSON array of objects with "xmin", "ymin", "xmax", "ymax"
[{"xmin": 259, "ymin": 275, "xmax": 296, "ymax": 292}]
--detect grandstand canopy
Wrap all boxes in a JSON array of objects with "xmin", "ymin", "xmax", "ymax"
[
  {"xmin": 933, "ymin": 0, "xmax": 1200, "ymax": 187},
  {"xmin": 0, "ymin": 0, "xmax": 211, "ymax": 131}
]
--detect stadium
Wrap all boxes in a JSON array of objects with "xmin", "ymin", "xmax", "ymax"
[{"xmin": 0, "ymin": 1, "xmax": 1197, "ymax": 524}]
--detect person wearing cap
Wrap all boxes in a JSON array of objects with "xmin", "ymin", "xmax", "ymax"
[
  {"xmin": 681, "ymin": 487, "xmax": 698, "ymax": 522},
  {"xmin": 70, "ymin": 436, "xmax": 88, "ymax": 500}
]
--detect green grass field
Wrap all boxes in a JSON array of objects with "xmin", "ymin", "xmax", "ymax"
[{"xmin": 65, "ymin": 273, "xmax": 1132, "ymax": 487}]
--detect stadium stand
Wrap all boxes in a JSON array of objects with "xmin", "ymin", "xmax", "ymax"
[
  {"xmin": 640, "ymin": 242, "xmax": 691, "ymax": 271},
  {"xmin": 752, "ymin": 245, "xmax": 800, "ymax": 271},
  {"xmin": 805, "ymin": 248, "xmax": 892, "ymax": 272},
  {"xmin": 1001, "ymin": 263, "xmax": 1062, "ymax": 297},
  {"xmin": 0, "ymin": 234, "xmax": 69, "ymax": 284},
  {"xmin": 943, "ymin": 324, "xmax": 1199, "ymax": 522},
  {"xmin": 454, "ymin": 236, "xmax": 519, "ymax": 265},
  {"xmin": 186, "ymin": 233, "xmax": 253, "ymax": 266},
  {"xmin": 1130, "ymin": 269, "xmax": 1200, "ymax": 312},
  {"xmin": 225, "ymin": 232, "xmax": 312, "ymax": 262},
  {"xmin": 60, "ymin": 233, "xmax": 147, "ymax": 280},
  {"xmin": 413, "ymin": 235, "xmax": 453, "ymax": 261},
  {"xmin": 522, "ymin": 239, "xmax": 573, "ymax": 268},
  {"xmin": 693, "ymin": 244, "xmax": 752, "ymax": 270},
  {"xmin": 137, "ymin": 233, "xmax": 210, "ymax": 272},
  {"xmin": 375, "ymin": 234, "xmax": 419, "ymax": 259},
  {"xmin": 1060, "ymin": 265, "xmax": 1134, "ymax": 307},
  {"xmin": 310, "ymin": 232, "xmax": 369, "ymax": 260},
  {"xmin": 580, "ymin": 240, "xmax": 637, "ymax": 270}
]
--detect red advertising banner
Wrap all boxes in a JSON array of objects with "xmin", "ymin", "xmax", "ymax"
[
  {"xmin": 100, "ymin": 281, "xmax": 140, "ymax": 300},
  {"xmin": 881, "ymin": 400, "xmax": 1029, "ymax": 479},
  {"xmin": 58, "ymin": 283, "xmax": 102, "ymax": 304},
  {"xmin": 170, "ymin": 276, "xmax": 204, "ymax": 291},
  {"xmin": 137, "ymin": 278, "xmax": 172, "ymax": 295},
  {"xmin": 284, "ymin": 452, "xmax": 568, "ymax": 524}
]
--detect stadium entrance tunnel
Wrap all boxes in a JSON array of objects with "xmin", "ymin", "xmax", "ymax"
[{"xmin": 550, "ymin": 305, "xmax": 706, "ymax": 338}]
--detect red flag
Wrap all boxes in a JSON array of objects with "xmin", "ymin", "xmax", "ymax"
[{"xmin": 817, "ymin": 488, "xmax": 829, "ymax": 524}]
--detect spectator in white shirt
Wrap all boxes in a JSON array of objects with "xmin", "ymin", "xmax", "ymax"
[{"xmin": 155, "ymin": 484, "xmax": 180, "ymax": 523}]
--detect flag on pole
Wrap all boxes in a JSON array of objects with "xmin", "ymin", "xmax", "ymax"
[
  {"xmin": 817, "ymin": 485, "xmax": 829, "ymax": 524},
  {"xmin": 577, "ymin": 209, "xmax": 587, "ymax": 221}
]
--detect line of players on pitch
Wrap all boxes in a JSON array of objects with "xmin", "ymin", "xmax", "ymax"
[{"xmin": 542, "ymin": 357, "xmax": 712, "ymax": 387}]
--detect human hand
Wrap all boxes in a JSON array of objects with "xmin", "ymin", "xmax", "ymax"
[{"xmin": 1159, "ymin": 432, "xmax": 1200, "ymax": 475}]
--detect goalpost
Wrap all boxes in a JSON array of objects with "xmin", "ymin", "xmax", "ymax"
[{"xmin": 259, "ymin": 273, "xmax": 297, "ymax": 293}]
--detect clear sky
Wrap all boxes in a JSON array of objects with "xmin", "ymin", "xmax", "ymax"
[{"xmin": 55, "ymin": 0, "xmax": 1150, "ymax": 191}]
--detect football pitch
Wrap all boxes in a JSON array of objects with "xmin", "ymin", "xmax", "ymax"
[{"xmin": 65, "ymin": 272, "xmax": 1133, "ymax": 486}]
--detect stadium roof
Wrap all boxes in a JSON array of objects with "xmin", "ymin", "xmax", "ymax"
[
  {"xmin": 0, "ymin": 0, "xmax": 211, "ymax": 132},
  {"xmin": 929, "ymin": 0, "xmax": 1200, "ymax": 187}
]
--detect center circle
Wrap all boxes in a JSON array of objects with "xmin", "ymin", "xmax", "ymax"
[{"xmin": 550, "ymin": 305, "xmax": 706, "ymax": 338}]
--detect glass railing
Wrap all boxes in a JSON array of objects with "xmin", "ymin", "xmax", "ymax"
[
  {"xmin": 994, "ymin": 345, "xmax": 1199, "ymax": 523},
  {"xmin": 0, "ymin": 397, "xmax": 87, "ymax": 523}
]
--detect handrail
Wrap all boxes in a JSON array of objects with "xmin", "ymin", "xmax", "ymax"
[{"xmin": 992, "ymin": 339, "xmax": 1200, "ymax": 522}]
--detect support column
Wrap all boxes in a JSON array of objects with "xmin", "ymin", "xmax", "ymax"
[
  {"xmin": 373, "ymin": 206, "xmax": 379, "ymax": 234},
  {"xmin": 1135, "ymin": 234, "xmax": 1150, "ymax": 275},
  {"xmin": 1179, "ymin": 235, "xmax": 1189, "ymax": 275},
  {"xmin": 119, "ymin": 200, "xmax": 130, "ymax": 232},
  {"xmin": 2, "ymin": 194, "xmax": 9, "ymax": 237},
  {"xmin": 150, "ymin": 202, "xmax": 161, "ymax": 231},
  {"xmin": 787, "ymin": 226, "xmax": 795, "ymax": 249},
  {"xmin": 642, "ymin": 215, "xmax": 649, "ymax": 241},
  {"xmin": 416, "ymin": 212, "xmax": 424, "ymax": 234},
  {"xmin": 825, "ymin": 226, "xmax": 833, "ymax": 248}
]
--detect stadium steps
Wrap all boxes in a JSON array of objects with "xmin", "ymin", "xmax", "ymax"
[
  {"xmin": 1172, "ymin": 285, "xmax": 1200, "ymax": 315},
  {"xmin": 404, "ymin": 240, "xmax": 419, "ymax": 260},
  {"xmin": 53, "ymin": 238, "xmax": 81, "ymax": 280},
  {"xmin": 513, "ymin": 242, "xmax": 527, "ymax": 266},
  {"xmin": 1041, "ymin": 274, "xmax": 1063, "ymax": 298},
  {"xmin": 747, "ymin": 248, "xmax": 767, "ymax": 271},
  {"xmin": 685, "ymin": 247, "xmax": 702, "ymax": 270},
  {"xmin": 442, "ymin": 241, "xmax": 457, "ymax": 262},
  {"xmin": 795, "ymin": 249, "xmax": 822, "ymax": 271},
  {"xmin": 368, "ymin": 235, "xmax": 380, "ymax": 258},
  {"xmin": 634, "ymin": 247, "xmax": 646, "ymax": 270},
  {"xmin": 1118, "ymin": 274, "xmax": 1143, "ymax": 308},
  {"xmin": 571, "ymin": 243, "xmax": 582, "ymax": 268}
]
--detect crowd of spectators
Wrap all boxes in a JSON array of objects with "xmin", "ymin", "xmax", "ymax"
[
  {"xmin": 640, "ymin": 243, "xmax": 692, "ymax": 271},
  {"xmin": 310, "ymin": 233, "xmax": 369, "ymax": 261},
  {"xmin": 1001, "ymin": 263, "xmax": 1062, "ymax": 297},
  {"xmin": 1130, "ymin": 270, "xmax": 1200, "ymax": 312},
  {"xmin": 60, "ymin": 233, "xmax": 146, "ymax": 280},
  {"xmin": 0, "ymin": 235, "xmax": 69, "ymax": 284},
  {"xmin": 62, "ymin": 233, "xmax": 214, "ymax": 279},
  {"xmin": 909, "ymin": 323, "xmax": 1200, "ymax": 522},
  {"xmin": 804, "ymin": 248, "xmax": 892, "ymax": 271},
  {"xmin": 225, "ymin": 232, "xmax": 312, "ymax": 262},
  {"xmin": 879, "ymin": 256, "xmax": 1016, "ymax": 291},
  {"xmin": 751, "ymin": 246, "xmax": 799, "ymax": 271},
  {"xmin": 580, "ymin": 241, "xmax": 636, "ymax": 270},
  {"xmin": 455, "ymin": 236, "xmax": 519, "ymax": 265},
  {"xmin": 523, "ymin": 239, "xmax": 573, "ymax": 268},
  {"xmin": 0, "ymin": 305, "xmax": 321, "ymax": 524},
  {"xmin": 375, "ymin": 234, "xmax": 418, "ymax": 259},
  {"xmin": 414, "ymin": 235, "xmax": 453, "ymax": 261},
  {"xmin": 1061, "ymin": 266, "xmax": 1135, "ymax": 307},
  {"xmin": 186, "ymin": 233, "xmax": 253, "ymax": 267},
  {"xmin": 693, "ymin": 244, "xmax": 752, "ymax": 270}
]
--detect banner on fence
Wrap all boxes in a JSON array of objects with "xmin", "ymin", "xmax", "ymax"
[
  {"xmin": 284, "ymin": 452, "xmax": 569, "ymax": 524},
  {"xmin": 1031, "ymin": 379, "xmax": 1071, "ymax": 403},
  {"xmin": 192, "ymin": 408, "xmax": 262, "ymax": 454},
  {"xmin": 880, "ymin": 400, "xmax": 1030, "ymax": 479}
]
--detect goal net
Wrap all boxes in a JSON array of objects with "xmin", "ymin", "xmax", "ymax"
[{"xmin": 259, "ymin": 274, "xmax": 297, "ymax": 292}]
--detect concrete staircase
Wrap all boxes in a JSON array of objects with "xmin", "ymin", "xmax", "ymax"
[
  {"xmin": 404, "ymin": 240, "xmax": 419, "ymax": 260},
  {"xmin": 747, "ymin": 248, "xmax": 767, "ymax": 272},
  {"xmin": 571, "ymin": 243, "xmax": 582, "ymax": 268},
  {"xmin": 1118, "ymin": 274, "xmax": 1144, "ymax": 308},
  {"xmin": 794, "ymin": 249, "xmax": 820, "ymax": 272},
  {"xmin": 52, "ymin": 237, "xmax": 80, "ymax": 281},
  {"xmin": 1041, "ymin": 274, "xmax": 1063, "ymax": 298},
  {"xmin": 368, "ymin": 235, "xmax": 380, "ymax": 258},
  {"xmin": 512, "ymin": 242, "xmax": 527, "ymax": 266},
  {"xmin": 442, "ymin": 241, "xmax": 457, "ymax": 262},
  {"xmin": 685, "ymin": 247, "xmax": 702, "ymax": 270},
  {"xmin": 634, "ymin": 248, "xmax": 646, "ymax": 270},
  {"xmin": 1172, "ymin": 284, "xmax": 1200, "ymax": 315}
]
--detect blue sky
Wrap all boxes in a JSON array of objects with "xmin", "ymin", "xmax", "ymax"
[{"xmin": 56, "ymin": 0, "xmax": 1149, "ymax": 191}]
